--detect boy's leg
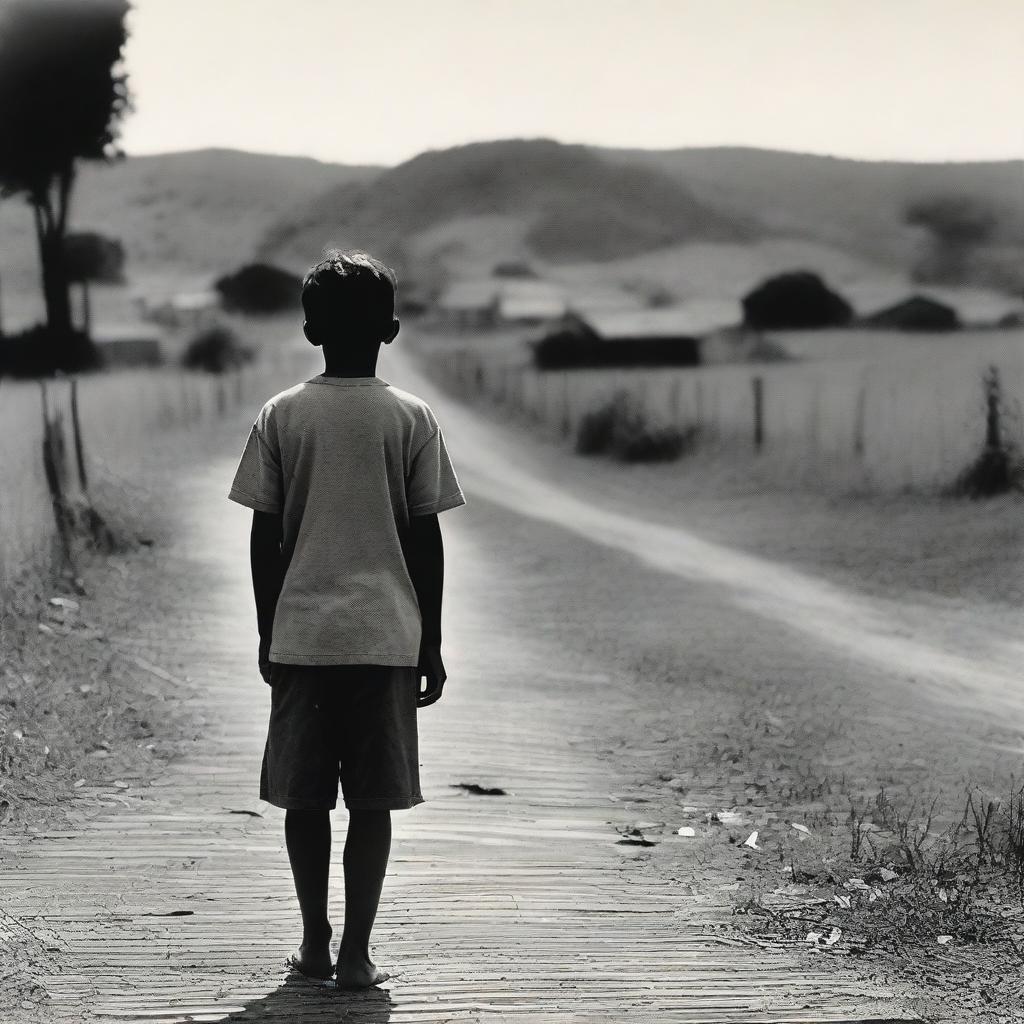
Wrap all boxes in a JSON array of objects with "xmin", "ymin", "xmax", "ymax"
[
  {"xmin": 336, "ymin": 808, "xmax": 392, "ymax": 987},
  {"xmin": 284, "ymin": 808, "xmax": 334, "ymax": 978}
]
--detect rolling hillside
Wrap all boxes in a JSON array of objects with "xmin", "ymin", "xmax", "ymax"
[
  {"xmin": 0, "ymin": 148, "xmax": 377, "ymax": 294},
  {"xmin": 2, "ymin": 140, "xmax": 1021, "ymax": 323},
  {"xmin": 261, "ymin": 139, "xmax": 753, "ymax": 271},
  {"xmin": 596, "ymin": 145, "xmax": 1024, "ymax": 275}
]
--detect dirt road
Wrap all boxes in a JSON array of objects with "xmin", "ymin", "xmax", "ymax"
[{"xmin": 10, "ymin": 345, "xmax": 1012, "ymax": 1021}]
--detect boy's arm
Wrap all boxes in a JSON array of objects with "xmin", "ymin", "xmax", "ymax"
[
  {"xmin": 250, "ymin": 509, "xmax": 285, "ymax": 683},
  {"xmin": 403, "ymin": 513, "xmax": 447, "ymax": 707}
]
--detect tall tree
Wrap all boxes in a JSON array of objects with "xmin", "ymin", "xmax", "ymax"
[{"xmin": 0, "ymin": 0, "xmax": 131, "ymax": 362}]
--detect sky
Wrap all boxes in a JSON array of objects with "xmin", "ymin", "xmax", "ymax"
[{"xmin": 119, "ymin": 0, "xmax": 1024, "ymax": 166}]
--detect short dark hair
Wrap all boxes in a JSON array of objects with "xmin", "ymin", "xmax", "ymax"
[{"xmin": 301, "ymin": 249, "xmax": 397, "ymax": 338}]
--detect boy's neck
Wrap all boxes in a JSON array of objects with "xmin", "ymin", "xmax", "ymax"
[{"xmin": 320, "ymin": 347, "xmax": 380, "ymax": 379}]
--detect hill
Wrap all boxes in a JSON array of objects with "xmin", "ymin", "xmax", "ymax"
[
  {"xmin": 595, "ymin": 145, "xmax": 1024, "ymax": 284},
  {"xmin": 0, "ymin": 148, "xmax": 377, "ymax": 303},
  {"xmin": 261, "ymin": 138, "xmax": 753, "ymax": 273},
  {"xmin": 2, "ymin": 142, "xmax": 1021, "ymax": 326}
]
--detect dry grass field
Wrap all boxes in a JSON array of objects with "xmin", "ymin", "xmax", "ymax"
[
  {"xmin": 0, "ymin": 340, "xmax": 312, "ymax": 587},
  {"xmin": 419, "ymin": 325, "xmax": 1024, "ymax": 494}
]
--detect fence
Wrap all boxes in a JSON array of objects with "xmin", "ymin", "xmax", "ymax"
[
  {"xmin": 0, "ymin": 348, "xmax": 316, "ymax": 587},
  {"xmin": 431, "ymin": 332, "xmax": 1024, "ymax": 493}
]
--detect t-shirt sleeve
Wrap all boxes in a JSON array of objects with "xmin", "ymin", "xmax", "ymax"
[
  {"xmin": 408, "ymin": 420, "xmax": 466, "ymax": 516},
  {"xmin": 228, "ymin": 420, "xmax": 283, "ymax": 514}
]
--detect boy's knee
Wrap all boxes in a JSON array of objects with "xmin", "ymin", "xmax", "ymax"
[{"xmin": 285, "ymin": 808, "xmax": 330, "ymax": 826}]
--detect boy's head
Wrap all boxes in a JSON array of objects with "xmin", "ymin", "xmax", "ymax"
[{"xmin": 301, "ymin": 249, "xmax": 399, "ymax": 350}]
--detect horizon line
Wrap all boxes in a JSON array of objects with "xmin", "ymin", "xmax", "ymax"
[{"xmin": 117, "ymin": 136, "xmax": 1024, "ymax": 170}]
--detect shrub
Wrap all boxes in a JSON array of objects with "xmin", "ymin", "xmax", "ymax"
[
  {"xmin": 742, "ymin": 270, "xmax": 853, "ymax": 329},
  {"xmin": 0, "ymin": 324, "xmax": 100, "ymax": 378},
  {"xmin": 575, "ymin": 390, "xmax": 695, "ymax": 462},
  {"xmin": 214, "ymin": 262, "xmax": 301, "ymax": 314},
  {"xmin": 181, "ymin": 324, "xmax": 253, "ymax": 374},
  {"xmin": 951, "ymin": 366, "xmax": 1023, "ymax": 498}
]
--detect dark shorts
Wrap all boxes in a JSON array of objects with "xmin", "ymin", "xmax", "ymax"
[{"xmin": 260, "ymin": 663, "xmax": 423, "ymax": 812}]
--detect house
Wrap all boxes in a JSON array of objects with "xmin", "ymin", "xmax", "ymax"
[
  {"xmin": 435, "ymin": 280, "xmax": 499, "ymax": 330},
  {"xmin": 843, "ymin": 282, "xmax": 957, "ymax": 330},
  {"xmin": 534, "ymin": 300, "xmax": 742, "ymax": 369},
  {"xmin": 93, "ymin": 324, "xmax": 164, "ymax": 367},
  {"xmin": 845, "ymin": 281, "xmax": 1024, "ymax": 331},
  {"xmin": 564, "ymin": 286, "xmax": 643, "ymax": 315},
  {"xmin": 495, "ymin": 280, "xmax": 567, "ymax": 325},
  {"xmin": 920, "ymin": 286, "xmax": 1024, "ymax": 328},
  {"xmin": 863, "ymin": 295, "xmax": 960, "ymax": 331},
  {"xmin": 170, "ymin": 290, "xmax": 221, "ymax": 331}
]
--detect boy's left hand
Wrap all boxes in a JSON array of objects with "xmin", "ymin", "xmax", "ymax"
[{"xmin": 417, "ymin": 645, "xmax": 447, "ymax": 707}]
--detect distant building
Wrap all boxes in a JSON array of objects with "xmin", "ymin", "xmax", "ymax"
[
  {"xmin": 920, "ymin": 286, "xmax": 1024, "ymax": 328},
  {"xmin": 496, "ymin": 280, "xmax": 567, "ymax": 325},
  {"xmin": 93, "ymin": 324, "xmax": 164, "ymax": 367},
  {"xmin": 564, "ymin": 286, "xmax": 643, "ymax": 316},
  {"xmin": 571, "ymin": 300, "xmax": 741, "ymax": 344},
  {"xmin": 171, "ymin": 290, "xmax": 222, "ymax": 331},
  {"xmin": 534, "ymin": 301, "xmax": 741, "ymax": 369},
  {"xmin": 862, "ymin": 295, "xmax": 959, "ymax": 331},
  {"xmin": 435, "ymin": 280, "xmax": 498, "ymax": 330},
  {"xmin": 845, "ymin": 281, "xmax": 1024, "ymax": 331}
]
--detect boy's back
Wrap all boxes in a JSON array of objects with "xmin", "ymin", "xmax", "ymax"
[{"xmin": 229, "ymin": 372, "xmax": 464, "ymax": 667}]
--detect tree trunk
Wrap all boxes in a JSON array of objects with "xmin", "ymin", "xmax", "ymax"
[{"xmin": 38, "ymin": 228, "xmax": 73, "ymax": 336}]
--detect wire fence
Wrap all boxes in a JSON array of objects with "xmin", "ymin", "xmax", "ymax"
[
  {"xmin": 429, "ymin": 330, "xmax": 1024, "ymax": 493},
  {"xmin": 0, "ymin": 349, "xmax": 314, "ymax": 587}
]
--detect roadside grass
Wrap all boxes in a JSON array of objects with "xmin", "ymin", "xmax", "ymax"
[
  {"xmin": 575, "ymin": 389, "xmax": 698, "ymax": 462},
  {"xmin": 731, "ymin": 783, "xmax": 1024, "ymax": 1017}
]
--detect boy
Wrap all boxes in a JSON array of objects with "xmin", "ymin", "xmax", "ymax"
[{"xmin": 227, "ymin": 249, "xmax": 465, "ymax": 988}]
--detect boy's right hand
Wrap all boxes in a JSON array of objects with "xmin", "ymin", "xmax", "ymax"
[{"xmin": 417, "ymin": 645, "xmax": 447, "ymax": 708}]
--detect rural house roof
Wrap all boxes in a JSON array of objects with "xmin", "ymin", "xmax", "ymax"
[
  {"xmin": 437, "ymin": 280, "xmax": 499, "ymax": 311},
  {"xmin": 575, "ymin": 299, "xmax": 742, "ymax": 340},
  {"xmin": 844, "ymin": 281, "xmax": 1024, "ymax": 326},
  {"xmin": 497, "ymin": 282, "xmax": 567, "ymax": 320}
]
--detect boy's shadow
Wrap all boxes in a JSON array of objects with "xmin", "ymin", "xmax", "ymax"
[{"xmin": 219, "ymin": 971, "xmax": 393, "ymax": 1022}]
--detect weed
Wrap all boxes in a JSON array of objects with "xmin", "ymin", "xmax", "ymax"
[
  {"xmin": 575, "ymin": 390, "xmax": 697, "ymax": 463},
  {"xmin": 952, "ymin": 365, "xmax": 1024, "ymax": 497}
]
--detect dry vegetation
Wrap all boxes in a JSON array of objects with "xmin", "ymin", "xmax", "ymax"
[{"xmin": 421, "ymin": 325, "xmax": 1024, "ymax": 494}]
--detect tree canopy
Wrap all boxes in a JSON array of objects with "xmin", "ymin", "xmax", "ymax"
[
  {"xmin": 0, "ymin": 0, "xmax": 131, "ymax": 369},
  {"xmin": 0, "ymin": 0, "xmax": 131, "ymax": 202}
]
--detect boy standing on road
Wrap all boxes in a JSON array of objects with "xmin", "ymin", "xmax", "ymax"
[{"xmin": 227, "ymin": 249, "xmax": 465, "ymax": 988}]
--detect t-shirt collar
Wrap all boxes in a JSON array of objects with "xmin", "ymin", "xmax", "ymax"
[{"xmin": 308, "ymin": 374, "xmax": 388, "ymax": 386}]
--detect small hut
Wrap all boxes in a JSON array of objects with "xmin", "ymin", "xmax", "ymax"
[{"xmin": 435, "ymin": 281, "xmax": 499, "ymax": 330}]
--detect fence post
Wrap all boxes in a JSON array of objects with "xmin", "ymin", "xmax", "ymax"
[
  {"xmin": 752, "ymin": 376, "xmax": 764, "ymax": 452},
  {"xmin": 853, "ymin": 378, "xmax": 867, "ymax": 457},
  {"xmin": 38, "ymin": 381, "xmax": 76, "ymax": 571},
  {"xmin": 984, "ymin": 365, "xmax": 1002, "ymax": 450},
  {"xmin": 669, "ymin": 377, "xmax": 680, "ymax": 427},
  {"xmin": 70, "ymin": 377, "xmax": 89, "ymax": 492}
]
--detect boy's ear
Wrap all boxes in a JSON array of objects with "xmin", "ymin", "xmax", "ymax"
[
  {"xmin": 302, "ymin": 320, "xmax": 322, "ymax": 347},
  {"xmin": 382, "ymin": 318, "xmax": 400, "ymax": 345}
]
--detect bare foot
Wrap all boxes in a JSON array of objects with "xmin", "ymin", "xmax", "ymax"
[
  {"xmin": 334, "ymin": 951, "xmax": 390, "ymax": 990},
  {"xmin": 287, "ymin": 929, "xmax": 334, "ymax": 980}
]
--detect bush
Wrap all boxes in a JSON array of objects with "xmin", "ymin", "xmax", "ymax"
[
  {"xmin": 0, "ymin": 324, "xmax": 100, "ymax": 378},
  {"xmin": 575, "ymin": 390, "xmax": 695, "ymax": 462},
  {"xmin": 214, "ymin": 262, "xmax": 301, "ymax": 314},
  {"xmin": 951, "ymin": 366, "xmax": 1024, "ymax": 498},
  {"xmin": 181, "ymin": 324, "xmax": 253, "ymax": 374},
  {"xmin": 742, "ymin": 270, "xmax": 853, "ymax": 329}
]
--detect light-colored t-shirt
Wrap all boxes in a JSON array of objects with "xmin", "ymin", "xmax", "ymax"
[{"xmin": 227, "ymin": 374, "xmax": 465, "ymax": 666}]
